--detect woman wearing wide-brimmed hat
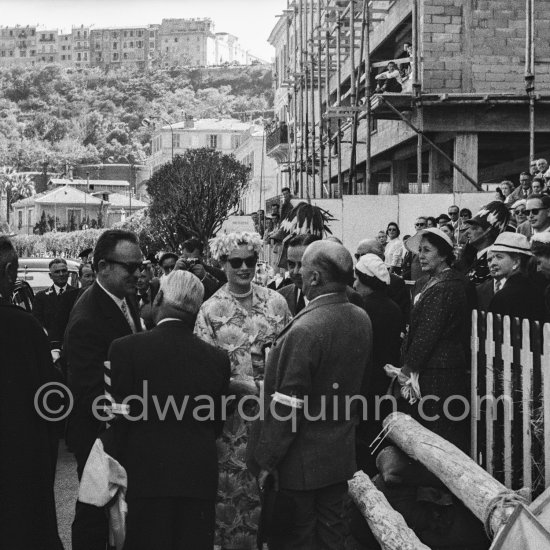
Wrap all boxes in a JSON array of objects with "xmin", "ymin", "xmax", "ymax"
[{"xmin": 393, "ymin": 227, "xmax": 469, "ymax": 451}]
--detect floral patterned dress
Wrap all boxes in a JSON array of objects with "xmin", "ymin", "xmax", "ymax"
[{"xmin": 195, "ymin": 283, "xmax": 291, "ymax": 549}]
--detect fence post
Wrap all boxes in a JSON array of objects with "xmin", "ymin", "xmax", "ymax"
[
  {"xmin": 485, "ymin": 312, "xmax": 495, "ymax": 476},
  {"xmin": 520, "ymin": 318, "xmax": 534, "ymax": 493},
  {"xmin": 502, "ymin": 316, "xmax": 513, "ymax": 488},
  {"xmin": 543, "ymin": 324, "xmax": 550, "ymax": 489},
  {"xmin": 471, "ymin": 309, "xmax": 479, "ymax": 461}
]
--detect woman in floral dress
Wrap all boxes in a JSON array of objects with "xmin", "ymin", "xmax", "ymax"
[{"xmin": 195, "ymin": 232, "xmax": 291, "ymax": 549}]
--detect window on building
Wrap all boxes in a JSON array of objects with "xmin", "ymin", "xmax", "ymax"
[
  {"xmin": 130, "ymin": 30, "xmax": 134, "ymax": 37},
  {"xmin": 123, "ymin": 53, "xmax": 128, "ymax": 59},
  {"xmin": 61, "ymin": 55, "xmax": 65, "ymax": 60},
  {"xmin": 208, "ymin": 135, "xmax": 218, "ymax": 149},
  {"xmin": 113, "ymin": 53, "xmax": 118, "ymax": 60},
  {"xmin": 18, "ymin": 210, "xmax": 23, "ymax": 229},
  {"xmin": 83, "ymin": 52, "xmax": 87, "ymax": 60},
  {"xmin": 27, "ymin": 209, "xmax": 33, "ymax": 228},
  {"xmin": 231, "ymin": 135, "xmax": 241, "ymax": 149},
  {"xmin": 49, "ymin": 56, "xmax": 53, "ymax": 61},
  {"xmin": 173, "ymin": 133, "xmax": 181, "ymax": 148},
  {"xmin": 49, "ymin": 33, "xmax": 54, "ymax": 40},
  {"xmin": 175, "ymin": 38, "xmax": 178, "ymax": 43},
  {"xmin": 77, "ymin": 53, "xmax": 81, "ymax": 61},
  {"xmin": 129, "ymin": 42, "xmax": 133, "ymax": 48},
  {"xmin": 41, "ymin": 33, "xmax": 46, "ymax": 40}
]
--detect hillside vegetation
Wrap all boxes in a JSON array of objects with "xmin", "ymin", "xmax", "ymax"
[{"xmin": 0, "ymin": 64, "xmax": 273, "ymax": 171}]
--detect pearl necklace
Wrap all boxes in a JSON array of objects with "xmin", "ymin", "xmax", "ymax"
[{"xmin": 229, "ymin": 287, "xmax": 253, "ymax": 299}]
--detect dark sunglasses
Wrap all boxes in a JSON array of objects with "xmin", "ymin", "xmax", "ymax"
[
  {"xmin": 415, "ymin": 222, "xmax": 426, "ymax": 227},
  {"xmin": 227, "ymin": 256, "xmax": 257, "ymax": 269},
  {"xmin": 525, "ymin": 207, "xmax": 548, "ymax": 216},
  {"xmin": 106, "ymin": 259, "xmax": 143, "ymax": 273}
]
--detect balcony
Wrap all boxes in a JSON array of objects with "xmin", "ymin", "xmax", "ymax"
[{"xmin": 266, "ymin": 122, "xmax": 289, "ymax": 163}]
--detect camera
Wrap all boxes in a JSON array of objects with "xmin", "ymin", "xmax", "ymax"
[{"xmin": 180, "ymin": 257, "xmax": 200, "ymax": 269}]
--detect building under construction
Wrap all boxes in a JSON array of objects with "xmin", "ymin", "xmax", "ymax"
[{"xmin": 266, "ymin": 0, "xmax": 550, "ymax": 200}]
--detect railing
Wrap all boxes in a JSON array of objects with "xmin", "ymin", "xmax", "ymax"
[
  {"xmin": 266, "ymin": 122, "xmax": 288, "ymax": 154},
  {"xmin": 471, "ymin": 310, "xmax": 550, "ymax": 497}
]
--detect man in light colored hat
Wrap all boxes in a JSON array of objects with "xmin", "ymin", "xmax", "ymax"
[{"xmin": 484, "ymin": 232, "xmax": 545, "ymax": 320}]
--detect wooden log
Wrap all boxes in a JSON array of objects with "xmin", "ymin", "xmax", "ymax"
[
  {"xmin": 348, "ymin": 471, "xmax": 430, "ymax": 550},
  {"xmin": 383, "ymin": 412, "xmax": 521, "ymax": 536}
]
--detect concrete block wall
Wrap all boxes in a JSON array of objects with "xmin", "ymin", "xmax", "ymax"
[{"xmin": 421, "ymin": 0, "xmax": 550, "ymax": 94}]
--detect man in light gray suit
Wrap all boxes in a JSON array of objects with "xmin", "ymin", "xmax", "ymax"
[{"xmin": 250, "ymin": 240, "xmax": 373, "ymax": 549}]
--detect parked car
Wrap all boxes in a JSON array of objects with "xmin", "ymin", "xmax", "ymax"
[{"xmin": 17, "ymin": 258, "xmax": 80, "ymax": 294}]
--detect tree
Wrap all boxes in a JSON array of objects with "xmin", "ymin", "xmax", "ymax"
[
  {"xmin": 0, "ymin": 166, "xmax": 35, "ymax": 223},
  {"xmin": 34, "ymin": 210, "xmax": 48, "ymax": 235},
  {"xmin": 147, "ymin": 148, "xmax": 251, "ymax": 249}
]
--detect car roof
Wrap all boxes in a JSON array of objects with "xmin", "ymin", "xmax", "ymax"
[{"xmin": 18, "ymin": 258, "xmax": 81, "ymax": 271}]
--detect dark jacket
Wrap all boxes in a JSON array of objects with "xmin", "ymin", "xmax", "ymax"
[
  {"xmin": 50, "ymin": 285, "xmax": 89, "ymax": 345},
  {"xmin": 0, "ymin": 300, "xmax": 63, "ymax": 550},
  {"xmin": 109, "ymin": 319, "xmax": 230, "ymax": 500},
  {"xmin": 252, "ymin": 292, "xmax": 373, "ymax": 491},
  {"xmin": 64, "ymin": 282, "xmax": 142, "ymax": 470},
  {"xmin": 32, "ymin": 283, "xmax": 76, "ymax": 346},
  {"xmin": 475, "ymin": 278, "xmax": 495, "ymax": 311},
  {"xmin": 278, "ymin": 282, "xmax": 363, "ymax": 316},
  {"xmin": 488, "ymin": 272, "xmax": 545, "ymax": 322},
  {"xmin": 401, "ymin": 269, "xmax": 469, "ymax": 450}
]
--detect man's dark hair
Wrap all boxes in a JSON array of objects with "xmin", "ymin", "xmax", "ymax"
[
  {"xmin": 49, "ymin": 258, "xmax": 67, "ymax": 270},
  {"xmin": 459, "ymin": 208, "xmax": 472, "ymax": 218},
  {"xmin": 526, "ymin": 194, "xmax": 550, "ymax": 208},
  {"xmin": 287, "ymin": 233, "xmax": 321, "ymax": 248},
  {"xmin": 92, "ymin": 229, "xmax": 139, "ymax": 271},
  {"xmin": 158, "ymin": 252, "xmax": 179, "ymax": 267},
  {"xmin": 78, "ymin": 262, "xmax": 95, "ymax": 279},
  {"xmin": 281, "ymin": 187, "xmax": 290, "ymax": 193},
  {"xmin": 0, "ymin": 236, "xmax": 17, "ymax": 277},
  {"xmin": 520, "ymin": 171, "xmax": 531, "ymax": 180},
  {"xmin": 182, "ymin": 238, "xmax": 204, "ymax": 254}
]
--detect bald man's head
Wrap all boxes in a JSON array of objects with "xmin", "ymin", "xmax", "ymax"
[
  {"xmin": 356, "ymin": 238, "xmax": 384, "ymax": 260},
  {"xmin": 301, "ymin": 240, "xmax": 353, "ymax": 299}
]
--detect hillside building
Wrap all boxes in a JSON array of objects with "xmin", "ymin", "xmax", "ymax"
[
  {"xmin": 266, "ymin": 0, "xmax": 550, "ymax": 202},
  {"xmin": 0, "ymin": 18, "xmax": 264, "ymax": 70}
]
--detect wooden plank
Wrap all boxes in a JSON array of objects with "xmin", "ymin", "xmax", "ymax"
[
  {"xmin": 521, "ymin": 318, "xmax": 533, "ymax": 494},
  {"xmin": 486, "ymin": 312, "xmax": 496, "ymax": 476},
  {"xmin": 543, "ymin": 324, "xmax": 550, "ymax": 489},
  {"xmin": 502, "ymin": 316, "xmax": 513, "ymax": 488},
  {"xmin": 471, "ymin": 309, "xmax": 479, "ymax": 461}
]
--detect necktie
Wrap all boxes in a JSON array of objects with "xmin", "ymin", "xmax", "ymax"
[
  {"xmin": 58, "ymin": 287, "xmax": 64, "ymax": 296},
  {"xmin": 120, "ymin": 300, "xmax": 136, "ymax": 333},
  {"xmin": 495, "ymin": 280, "xmax": 503, "ymax": 293},
  {"xmin": 296, "ymin": 288, "xmax": 306, "ymax": 313}
]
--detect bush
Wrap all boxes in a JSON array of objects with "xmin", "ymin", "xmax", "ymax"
[{"xmin": 11, "ymin": 228, "xmax": 104, "ymax": 258}]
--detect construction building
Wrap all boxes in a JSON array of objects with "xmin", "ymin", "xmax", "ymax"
[{"xmin": 266, "ymin": 0, "xmax": 550, "ymax": 201}]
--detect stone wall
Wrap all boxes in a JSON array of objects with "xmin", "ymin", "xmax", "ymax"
[{"xmin": 422, "ymin": 0, "xmax": 550, "ymax": 94}]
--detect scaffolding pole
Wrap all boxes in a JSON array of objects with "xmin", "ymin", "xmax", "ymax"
[
  {"xmin": 365, "ymin": 1, "xmax": 373, "ymax": 194},
  {"xmin": 317, "ymin": 0, "xmax": 325, "ymax": 198},
  {"xmin": 526, "ymin": 0, "xmax": 535, "ymax": 163},
  {"xmin": 336, "ymin": 11, "xmax": 343, "ymax": 198},
  {"xmin": 304, "ymin": 0, "xmax": 311, "ymax": 198},
  {"xmin": 293, "ymin": 3, "xmax": 299, "ymax": 196},
  {"xmin": 325, "ymin": 25, "xmax": 333, "ymax": 198},
  {"xmin": 348, "ymin": 0, "xmax": 358, "ymax": 195},
  {"xmin": 413, "ymin": 0, "xmax": 423, "ymax": 190},
  {"xmin": 299, "ymin": 0, "xmax": 305, "ymax": 197}
]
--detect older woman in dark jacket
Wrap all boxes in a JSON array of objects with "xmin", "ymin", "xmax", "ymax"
[{"xmin": 398, "ymin": 228, "xmax": 469, "ymax": 451}]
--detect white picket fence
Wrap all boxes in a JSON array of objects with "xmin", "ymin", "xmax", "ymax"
[{"xmin": 471, "ymin": 310, "xmax": 550, "ymax": 495}]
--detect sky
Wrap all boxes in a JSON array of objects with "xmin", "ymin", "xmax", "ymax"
[{"xmin": 1, "ymin": 0, "xmax": 288, "ymax": 60}]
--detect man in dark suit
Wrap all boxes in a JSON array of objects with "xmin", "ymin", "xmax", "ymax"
[
  {"xmin": 280, "ymin": 234, "xmax": 364, "ymax": 315},
  {"xmin": 33, "ymin": 257, "xmax": 77, "ymax": 348},
  {"xmin": 251, "ymin": 241, "xmax": 373, "ymax": 549},
  {"xmin": 109, "ymin": 269, "xmax": 230, "ymax": 549},
  {"xmin": 0, "ymin": 237, "xmax": 63, "ymax": 550},
  {"xmin": 65, "ymin": 229, "xmax": 143, "ymax": 550}
]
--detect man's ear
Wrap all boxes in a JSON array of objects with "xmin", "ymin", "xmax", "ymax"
[{"xmin": 310, "ymin": 270, "xmax": 321, "ymax": 287}]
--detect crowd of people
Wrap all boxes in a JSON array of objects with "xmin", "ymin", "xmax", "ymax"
[{"xmin": 2, "ymin": 164, "xmax": 550, "ymax": 549}]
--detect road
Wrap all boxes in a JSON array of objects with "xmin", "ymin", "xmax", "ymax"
[{"xmin": 55, "ymin": 442, "xmax": 79, "ymax": 550}]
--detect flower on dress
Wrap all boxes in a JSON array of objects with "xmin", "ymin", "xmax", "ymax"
[
  {"xmin": 208, "ymin": 298, "xmax": 235, "ymax": 324},
  {"xmin": 216, "ymin": 325, "xmax": 248, "ymax": 353}
]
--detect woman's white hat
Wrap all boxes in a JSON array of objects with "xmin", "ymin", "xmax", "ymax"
[{"xmin": 405, "ymin": 228, "xmax": 454, "ymax": 254}]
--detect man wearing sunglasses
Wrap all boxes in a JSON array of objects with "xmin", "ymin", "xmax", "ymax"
[
  {"xmin": 518, "ymin": 194, "xmax": 550, "ymax": 241},
  {"xmin": 65, "ymin": 229, "xmax": 143, "ymax": 550}
]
